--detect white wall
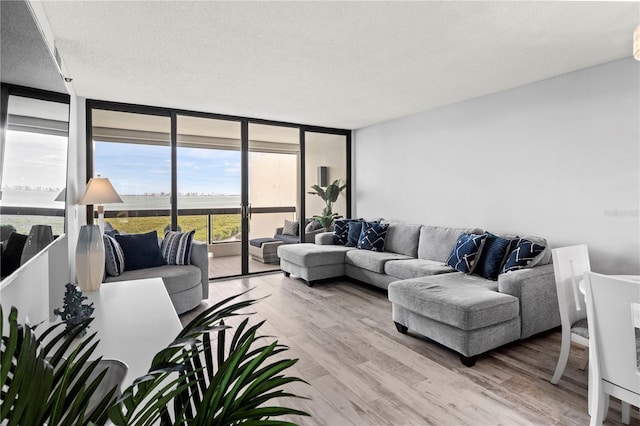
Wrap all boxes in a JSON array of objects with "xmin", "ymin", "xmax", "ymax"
[{"xmin": 354, "ymin": 58, "xmax": 639, "ymax": 275}]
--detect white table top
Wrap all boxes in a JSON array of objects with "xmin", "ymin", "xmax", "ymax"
[{"xmin": 58, "ymin": 278, "xmax": 183, "ymax": 388}]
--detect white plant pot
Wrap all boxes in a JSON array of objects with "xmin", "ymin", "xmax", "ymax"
[{"xmin": 76, "ymin": 224, "xmax": 105, "ymax": 292}]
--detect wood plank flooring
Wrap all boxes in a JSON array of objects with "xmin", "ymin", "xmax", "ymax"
[{"xmin": 180, "ymin": 273, "xmax": 639, "ymax": 425}]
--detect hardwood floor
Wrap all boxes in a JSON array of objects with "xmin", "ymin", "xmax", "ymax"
[
  {"xmin": 208, "ymin": 254, "xmax": 280, "ymax": 279},
  {"xmin": 181, "ymin": 273, "xmax": 639, "ymax": 425}
]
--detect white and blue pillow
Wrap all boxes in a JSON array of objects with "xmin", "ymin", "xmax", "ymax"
[
  {"xmin": 501, "ymin": 238, "xmax": 546, "ymax": 273},
  {"xmin": 161, "ymin": 230, "xmax": 195, "ymax": 265},
  {"xmin": 357, "ymin": 222, "xmax": 389, "ymax": 252},
  {"xmin": 333, "ymin": 219, "xmax": 350, "ymax": 245},
  {"xmin": 103, "ymin": 234, "xmax": 125, "ymax": 277},
  {"xmin": 446, "ymin": 233, "xmax": 487, "ymax": 273}
]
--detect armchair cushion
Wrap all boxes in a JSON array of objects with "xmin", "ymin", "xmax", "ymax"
[{"xmin": 282, "ymin": 220, "xmax": 299, "ymax": 236}]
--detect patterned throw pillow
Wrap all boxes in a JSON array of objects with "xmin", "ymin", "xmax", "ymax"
[
  {"xmin": 161, "ymin": 230, "xmax": 195, "ymax": 265},
  {"xmin": 103, "ymin": 234, "xmax": 125, "ymax": 277},
  {"xmin": 333, "ymin": 219, "xmax": 350, "ymax": 245},
  {"xmin": 357, "ymin": 222, "xmax": 389, "ymax": 252},
  {"xmin": 446, "ymin": 233, "xmax": 487, "ymax": 273},
  {"xmin": 282, "ymin": 220, "xmax": 299, "ymax": 236},
  {"xmin": 346, "ymin": 220, "xmax": 364, "ymax": 247},
  {"xmin": 501, "ymin": 238, "xmax": 546, "ymax": 273},
  {"xmin": 473, "ymin": 233, "xmax": 512, "ymax": 280}
]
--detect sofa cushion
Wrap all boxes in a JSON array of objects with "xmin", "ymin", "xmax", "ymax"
[
  {"xmin": 273, "ymin": 233, "xmax": 299, "ymax": 244},
  {"xmin": 282, "ymin": 219, "xmax": 299, "ymax": 236},
  {"xmin": 418, "ymin": 226, "xmax": 484, "ymax": 262},
  {"xmin": 104, "ymin": 264, "xmax": 201, "ymax": 295},
  {"xmin": 501, "ymin": 237, "xmax": 547, "ymax": 273},
  {"xmin": 388, "ymin": 275, "xmax": 519, "ymax": 331},
  {"xmin": 357, "ymin": 222, "xmax": 389, "ymax": 252},
  {"xmin": 385, "ymin": 259, "xmax": 455, "ymax": 280},
  {"xmin": 278, "ymin": 243, "xmax": 352, "ymax": 267},
  {"xmin": 446, "ymin": 233, "xmax": 487, "ymax": 273},
  {"xmin": 103, "ymin": 234, "xmax": 125, "ymax": 277},
  {"xmin": 381, "ymin": 222, "xmax": 422, "ymax": 257},
  {"xmin": 346, "ymin": 220, "xmax": 364, "ymax": 247},
  {"xmin": 333, "ymin": 219, "xmax": 350, "ymax": 245},
  {"xmin": 161, "ymin": 230, "xmax": 195, "ymax": 265},
  {"xmin": 473, "ymin": 233, "xmax": 511, "ymax": 280},
  {"xmin": 345, "ymin": 249, "xmax": 412, "ymax": 274},
  {"xmin": 115, "ymin": 231, "xmax": 166, "ymax": 271}
]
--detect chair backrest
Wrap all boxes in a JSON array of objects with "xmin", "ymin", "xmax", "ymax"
[
  {"xmin": 584, "ymin": 272, "xmax": 640, "ymax": 395},
  {"xmin": 552, "ymin": 245, "xmax": 590, "ymax": 328}
]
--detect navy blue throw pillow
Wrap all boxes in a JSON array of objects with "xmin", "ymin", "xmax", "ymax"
[
  {"xmin": 502, "ymin": 238, "xmax": 546, "ymax": 273},
  {"xmin": 357, "ymin": 222, "xmax": 389, "ymax": 252},
  {"xmin": 115, "ymin": 230, "xmax": 166, "ymax": 271},
  {"xmin": 446, "ymin": 233, "xmax": 487, "ymax": 273},
  {"xmin": 333, "ymin": 219, "xmax": 350, "ymax": 245},
  {"xmin": 473, "ymin": 233, "xmax": 512, "ymax": 280},
  {"xmin": 346, "ymin": 220, "xmax": 363, "ymax": 247}
]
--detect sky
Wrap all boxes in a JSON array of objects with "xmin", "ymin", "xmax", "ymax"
[
  {"xmin": 95, "ymin": 141, "xmax": 241, "ymax": 195},
  {"xmin": 1, "ymin": 130, "xmax": 67, "ymax": 190}
]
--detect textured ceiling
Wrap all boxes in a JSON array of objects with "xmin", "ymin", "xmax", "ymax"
[
  {"xmin": 39, "ymin": 1, "xmax": 640, "ymax": 130},
  {"xmin": 1, "ymin": 0, "xmax": 67, "ymax": 93}
]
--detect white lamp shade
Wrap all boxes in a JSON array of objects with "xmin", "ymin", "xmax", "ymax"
[
  {"xmin": 79, "ymin": 176, "xmax": 123, "ymax": 205},
  {"xmin": 635, "ymin": 25, "xmax": 640, "ymax": 61}
]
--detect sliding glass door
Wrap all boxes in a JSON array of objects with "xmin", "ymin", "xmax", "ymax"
[
  {"xmin": 247, "ymin": 123, "xmax": 299, "ymax": 274},
  {"xmin": 176, "ymin": 115, "xmax": 242, "ymax": 278},
  {"xmin": 88, "ymin": 101, "xmax": 350, "ymax": 281}
]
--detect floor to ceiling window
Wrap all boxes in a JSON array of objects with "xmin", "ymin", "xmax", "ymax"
[{"xmin": 87, "ymin": 100, "xmax": 350, "ymax": 280}]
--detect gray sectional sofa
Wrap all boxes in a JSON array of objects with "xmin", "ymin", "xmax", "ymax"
[
  {"xmin": 277, "ymin": 222, "xmax": 560, "ymax": 366},
  {"xmin": 104, "ymin": 240, "xmax": 209, "ymax": 315}
]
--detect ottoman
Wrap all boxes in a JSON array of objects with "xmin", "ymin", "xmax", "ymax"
[
  {"xmin": 249, "ymin": 238, "xmax": 284, "ymax": 264},
  {"xmin": 277, "ymin": 243, "xmax": 352, "ymax": 286},
  {"xmin": 388, "ymin": 274, "xmax": 521, "ymax": 366}
]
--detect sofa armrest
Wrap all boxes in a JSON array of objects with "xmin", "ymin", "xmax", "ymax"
[
  {"xmin": 190, "ymin": 240, "xmax": 209, "ymax": 299},
  {"xmin": 498, "ymin": 263, "xmax": 559, "ymax": 339},
  {"xmin": 315, "ymin": 232, "xmax": 335, "ymax": 245}
]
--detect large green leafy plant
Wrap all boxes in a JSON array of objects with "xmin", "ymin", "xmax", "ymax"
[
  {"xmin": 307, "ymin": 179, "xmax": 347, "ymax": 230},
  {"xmin": 1, "ymin": 291, "xmax": 309, "ymax": 425}
]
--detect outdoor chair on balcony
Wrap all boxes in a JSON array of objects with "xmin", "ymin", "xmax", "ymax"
[{"xmin": 274, "ymin": 218, "xmax": 324, "ymax": 244}]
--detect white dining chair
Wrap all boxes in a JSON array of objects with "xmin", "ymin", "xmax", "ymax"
[
  {"xmin": 550, "ymin": 245, "xmax": 591, "ymax": 385},
  {"xmin": 584, "ymin": 272, "xmax": 639, "ymax": 425}
]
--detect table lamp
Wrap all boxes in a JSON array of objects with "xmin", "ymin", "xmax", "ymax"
[
  {"xmin": 76, "ymin": 175, "xmax": 122, "ymax": 292},
  {"xmin": 79, "ymin": 175, "xmax": 123, "ymax": 234}
]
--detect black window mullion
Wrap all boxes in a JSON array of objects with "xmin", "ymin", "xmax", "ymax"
[
  {"xmin": 170, "ymin": 111, "xmax": 178, "ymax": 231},
  {"xmin": 241, "ymin": 120, "xmax": 249, "ymax": 275},
  {"xmin": 299, "ymin": 128, "xmax": 306, "ymax": 235}
]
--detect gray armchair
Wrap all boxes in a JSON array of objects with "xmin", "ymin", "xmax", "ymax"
[{"xmin": 274, "ymin": 219, "xmax": 325, "ymax": 244}]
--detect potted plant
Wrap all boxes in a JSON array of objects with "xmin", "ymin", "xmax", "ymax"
[
  {"xmin": 307, "ymin": 179, "xmax": 347, "ymax": 231},
  {"xmin": 1, "ymin": 291, "xmax": 309, "ymax": 425}
]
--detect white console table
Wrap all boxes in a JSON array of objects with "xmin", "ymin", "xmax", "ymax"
[{"xmin": 75, "ymin": 278, "xmax": 183, "ymax": 388}]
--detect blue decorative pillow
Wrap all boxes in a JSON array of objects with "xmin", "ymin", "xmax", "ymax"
[
  {"xmin": 473, "ymin": 233, "xmax": 511, "ymax": 280},
  {"xmin": 501, "ymin": 238, "xmax": 546, "ymax": 273},
  {"xmin": 161, "ymin": 230, "xmax": 195, "ymax": 265},
  {"xmin": 103, "ymin": 234, "xmax": 125, "ymax": 276},
  {"xmin": 333, "ymin": 219, "xmax": 350, "ymax": 245},
  {"xmin": 346, "ymin": 220, "xmax": 364, "ymax": 247},
  {"xmin": 357, "ymin": 222, "xmax": 389, "ymax": 252},
  {"xmin": 115, "ymin": 231, "xmax": 166, "ymax": 271},
  {"xmin": 446, "ymin": 233, "xmax": 487, "ymax": 273}
]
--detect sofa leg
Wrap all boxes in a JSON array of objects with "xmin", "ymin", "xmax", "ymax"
[
  {"xmin": 283, "ymin": 271, "xmax": 290, "ymax": 277},
  {"xmin": 460, "ymin": 354, "xmax": 479, "ymax": 367},
  {"xmin": 394, "ymin": 322, "xmax": 408, "ymax": 334}
]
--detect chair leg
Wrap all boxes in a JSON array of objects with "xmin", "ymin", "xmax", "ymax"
[
  {"xmin": 590, "ymin": 389, "xmax": 608, "ymax": 426},
  {"xmin": 551, "ymin": 330, "xmax": 571, "ymax": 384},
  {"xmin": 578, "ymin": 346, "xmax": 589, "ymax": 371},
  {"xmin": 621, "ymin": 402, "xmax": 630, "ymax": 425}
]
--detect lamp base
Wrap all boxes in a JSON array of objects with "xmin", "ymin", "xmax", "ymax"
[{"xmin": 76, "ymin": 224, "xmax": 105, "ymax": 292}]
